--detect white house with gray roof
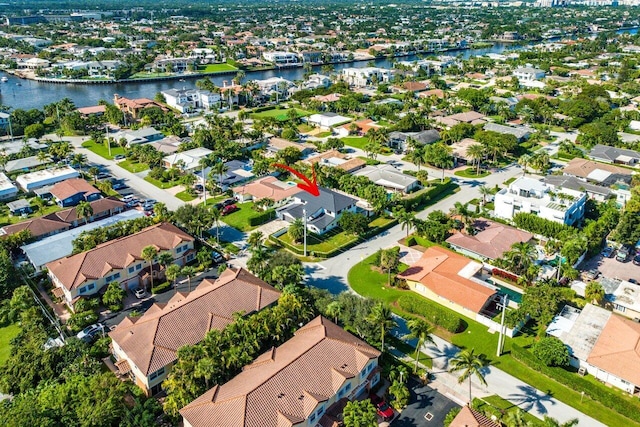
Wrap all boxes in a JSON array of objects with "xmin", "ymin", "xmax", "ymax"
[
  {"xmin": 483, "ymin": 123, "xmax": 532, "ymax": 142},
  {"xmin": 353, "ymin": 165, "xmax": 419, "ymax": 194},
  {"xmin": 494, "ymin": 176, "xmax": 586, "ymax": 225},
  {"xmin": 277, "ymin": 187, "xmax": 358, "ymax": 235}
]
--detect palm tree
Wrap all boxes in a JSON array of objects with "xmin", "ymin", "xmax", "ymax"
[
  {"xmin": 247, "ymin": 231, "xmax": 264, "ymax": 251},
  {"xmin": 288, "ymin": 218, "xmax": 305, "ymax": 244},
  {"xmin": 165, "ymin": 264, "xmax": 181, "ymax": 293},
  {"xmin": 449, "ymin": 349, "xmax": 490, "ymax": 403},
  {"xmin": 503, "ymin": 408, "xmax": 534, "ymax": 427},
  {"xmin": 407, "ymin": 145, "xmax": 426, "ymax": 171},
  {"xmin": 467, "ymin": 143, "xmax": 486, "ymax": 176},
  {"xmin": 396, "ymin": 209, "xmax": 417, "ymax": 239},
  {"xmin": 366, "ymin": 303, "xmax": 396, "ymax": 352},
  {"xmin": 76, "ymin": 201, "xmax": 93, "ymax": 224},
  {"xmin": 585, "ymin": 281, "xmax": 605, "ymax": 305},
  {"xmin": 518, "ymin": 154, "xmax": 531, "ymax": 176},
  {"xmin": 88, "ymin": 166, "xmax": 100, "ymax": 183},
  {"xmin": 141, "ymin": 245, "xmax": 158, "ymax": 292},
  {"xmin": 530, "ymin": 151, "xmax": 550, "ymax": 172},
  {"xmin": 450, "ymin": 201, "xmax": 471, "ymax": 229},
  {"xmin": 36, "ymin": 150, "xmax": 49, "ymax": 163},
  {"xmin": 157, "ymin": 251, "xmax": 174, "ymax": 279},
  {"xmin": 72, "ymin": 153, "xmax": 87, "ymax": 172},
  {"xmin": 210, "ymin": 207, "xmax": 221, "ymax": 243},
  {"xmin": 478, "ymin": 184, "xmax": 492, "ymax": 206},
  {"xmin": 212, "ymin": 161, "xmax": 229, "ymax": 193},
  {"xmin": 406, "ymin": 318, "xmax": 435, "ymax": 373},
  {"xmin": 504, "ymin": 242, "xmax": 537, "ymax": 275},
  {"xmin": 325, "ymin": 301, "xmax": 343, "ymax": 324},
  {"xmin": 181, "ymin": 266, "xmax": 196, "ymax": 292}
]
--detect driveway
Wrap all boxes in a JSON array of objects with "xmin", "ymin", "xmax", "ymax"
[{"xmin": 392, "ymin": 379, "xmax": 460, "ymax": 427}]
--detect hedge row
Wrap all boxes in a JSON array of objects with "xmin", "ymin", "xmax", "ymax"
[
  {"xmin": 248, "ymin": 209, "xmax": 275, "ymax": 227},
  {"xmin": 400, "ymin": 178, "xmax": 457, "ymax": 211},
  {"xmin": 397, "ymin": 294, "xmax": 464, "ymax": 333},
  {"xmin": 252, "ymin": 105, "xmax": 277, "ymax": 113},
  {"xmin": 511, "ymin": 344, "xmax": 640, "ymax": 423},
  {"xmin": 151, "ymin": 281, "xmax": 172, "ymax": 294},
  {"xmin": 513, "ymin": 212, "xmax": 575, "ymax": 238}
]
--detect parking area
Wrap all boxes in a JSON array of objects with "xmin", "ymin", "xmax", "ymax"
[
  {"xmin": 391, "ymin": 379, "xmax": 460, "ymax": 427},
  {"xmin": 580, "ymin": 253, "xmax": 640, "ymax": 283}
]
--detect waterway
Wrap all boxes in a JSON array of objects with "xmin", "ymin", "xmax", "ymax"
[{"xmin": 0, "ymin": 27, "xmax": 636, "ymax": 111}]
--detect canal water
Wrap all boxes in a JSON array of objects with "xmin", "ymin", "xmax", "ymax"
[{"xmin": 0, "ymin": 28, "xmax": 636, "ymax": 111}]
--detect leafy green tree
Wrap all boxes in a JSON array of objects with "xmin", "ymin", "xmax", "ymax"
[
  {"xmin": 444, "ymin": 407, "xmax": 462, "ymax": 427},
  {"xmin": 338, "ymin": 211, "xmax": 369, "ymax": 235},
  {"xmin": 540, "ymin": 416, "xmax": 579, "ymax": 427},
  {"xmin": 343, "ymin": 400, "xmax": 378, "ymax": 427},
  {"xmin": 585, "ymin": 281, "xmax": 605, "ymax": 305},
  {"xmin": 389, "ymin": 380, "xmax": 410, "ymax": 410},
  {"xmin": 23, "ymin": 123, "xmax": 45, "ymax": 139},
  {"xmin": 102, "ymin": 281, "xmax": 126, "ymax": 311},
  {"xmin": 380, "ymin": 247, "xmax": 401, "ymax": 287},
  {"xmin": 449, "ymin": 349, "xmax": 489, "ymax": 403},
  {"xmin": 532, "ymin": 336, "xmax": 570, "ymax": 367}
]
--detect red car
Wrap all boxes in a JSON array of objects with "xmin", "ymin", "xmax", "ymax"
[
  {"xmin": 221, "ymin": 204, "xmax": 238, "ymax": 215},
  {"xmin": 369, "ymin": 393, "xmax": 393, "ymax": 420}
]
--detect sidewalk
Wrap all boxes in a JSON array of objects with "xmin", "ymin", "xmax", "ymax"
[{"xmin": 414, "ymin": 335, "xmax": 606, "ymax": 427}]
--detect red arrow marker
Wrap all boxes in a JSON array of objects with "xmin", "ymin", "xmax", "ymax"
[{"xmin": 272, "ymin": 163, "xmax": 320, "ymax": 197}]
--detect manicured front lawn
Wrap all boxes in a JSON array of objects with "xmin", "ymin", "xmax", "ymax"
[
  {"xmin": 251, "ymin": 108, "xmax": 312, "ymax": 122},
  {"xmin": 278, "ymin": 227, "xmax": 358, "ymax": 254},
  {"xmin": 221, "ymin": 202, "xmax": 274, "ymax": 232},
  {"xmin": 118, "ymin": 160, "xmax": 148, "ymax": 173},
  {"xmin": 0, "ymin": 323, "xmax": 20, "ymax": 365},
  {"xmin": 81, "ymin": 140, "xmax": 125, "ymax": 160},
  {"xmin": 199, "ymin": 63, "xmax": 238, "ymax": 73},
  {"xmin": 144, "ymin": 176, "xmax": 181, "ymax": 189},
  {"xmin": 348, "ymin": 254, "xmax": 640, "ymax": 427},
  {"xmin": 176, "ymin": 190, "xmax": 197, "ymax": 202},
  {"xmin": 454, "ymin": 167, "xmax": 490, "ymax": 178},
  {"xmin": 341, "ymin": 136, "xmax": 369, "ymax": 149}
]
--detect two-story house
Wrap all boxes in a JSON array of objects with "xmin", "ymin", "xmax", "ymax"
[
  {"xmin": 277, "ymin": 187, "xmax": 358, "ymax": 235},
  {"xmin": 180, "ymin": 316, "xmax": 381, "ymax": 427},
  {"xmin": 46, "ymin": 222, "xmax": 195, "ymax": 309},
  {"xmin": 513, "ymin": 67, "xmax": 546, "ymax": 82},
  {"xmin": 340, "ymin": 67, "xmax": 393, "ymax": 87},
  {"xmin": 50, "ymin": 178, "xmax": 101, "ymax": 207},
  {"xmin": 161, "ymin": 88, "xmax": 222, "ymax": 113},
  {"xmin": 494, "ymin": 176, "xmax": 586, "ymax": 225},
  {"xmin": 109, "ymin": 267, "xmax": 281, "ymax": 396}
]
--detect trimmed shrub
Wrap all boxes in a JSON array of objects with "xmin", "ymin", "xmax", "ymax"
[
  {"xmin": 248, "ymin": 209, "xmax": 275, "ymax": 227},
  {"xmin": 513, "ymin": 213, "xmax": 575, "ymax": 238},
  {"xmin": 152, "ymin": 281, "xmax": 172, "ymax": 294},
  {"xmin": 532, "ymin": 336, "xmax": 570, "ymax": 367},
  {"xmin": 511, "ymin": 345, "xmax": 640, "ymax": 423},
  {"xmin": 397, "ymin": 295, "xmax": 464, "ymax": 333}
]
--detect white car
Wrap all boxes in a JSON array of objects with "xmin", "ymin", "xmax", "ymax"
[
  {"xmin": 76, "ymin": 323, "xmax": 105, "ymax": 343},
  {"xmin": 134, "ymin": 288, "xmax": 147, "ymax": 299}
]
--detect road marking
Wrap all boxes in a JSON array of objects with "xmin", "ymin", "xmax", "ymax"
[
  {"xmin": 424, "ymin": 412, "xmax": 434, "ymax": 421},
  {"xmin": 314, "ymin": 263, "xmax": 326, "ymax": 270}
]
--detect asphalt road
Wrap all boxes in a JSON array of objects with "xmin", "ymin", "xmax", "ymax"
[{"xmin": 392, "ymin": 379, "xmax": 460, "ymax": 427}]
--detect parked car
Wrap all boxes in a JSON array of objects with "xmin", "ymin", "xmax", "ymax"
[
  {"xmin": 584, "ymin": 269, "xmax": 600, "ymax": 280},
  {"xmin": 96, "ymin": 172, "xmax": 111, "ymax": 180},
  {"xmin": 76, "ymin": 323, "xmax": 105, "ymax": 343},
  {"xmin": 601, "ymin": 246, "xmax": 614, "ymax": 258},
  {"xmin": 221, "ymin": 204, "xmax": 238, "ymax": 215},
  {"xmin": 134, "ymin": 288, "xmax": 147, "ymax": 299},
  {"xmin": 211, "ymin": 250, "xmax": 224, "ymax": 263},
  {"xmin": 633, "ymin": 254, "xmax": 640, "ymax": 266},
  {"xmin": 144, "ymin": 199, "xmax": 157, "ymax": 206},
  {"xmin": 194, "ymin": 184, "xmax": 204, "ymax": 193},
  {"xmin": 374, "ymin": 400, "xmax": 394, "ymax": 421},
  {"xmin": 222, "ymin": 198, "xmax": 236, "ymax": 207},
  {"xmin": 616, "ymin": 246, "xmax": 630, "ymax": 262},
  {"xmin": 630, "ymin": 278, "xmax": 638, "ymax": 284},
  {"xmin": 114, "ymin": 154, "xmax": 126, "ymax": 161}
]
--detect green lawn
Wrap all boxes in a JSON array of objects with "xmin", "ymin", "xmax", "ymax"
[
  {"xmin": 503, "ymin": 177, "xmax": 517, "ymax": 186},
  {"xmin": 199, "ymin": 63, "xmax": 238, "ymax": 73},
  {"xmin": 130, "ymin": 72, "xmax": 172, "ymax": 79},
  {"xmin": 0, "ymin": 200, "xmax": 64, "ymax": 227},
  {"xmin": 454, "ymin": 167, "xmax": 490, "ymax": 178},
  {"xmin": 251, "ymin": 108, "xmax": 312, "ymax": 122},
  {"xmin": 81, "ymin": 140, "xmax": 126, "ymax": 160},
  {"xmin": 118, "ymin": 160, "xmax": 149, "ymax": 173},
  {"xmin": 341, "ymin": 136, "xmax": 369, "ymax": 149},
  {"xmin": 474, "ymin": 395, "xmax": 540, "ymax": 425},
  {"xmin": 316, "ymin": 131, "xmax": 333, "ymax": 138},
  {"xmin": 176, "ymin": 190, "xmax": 197, "ymax": 202},
  {"xmin": 348, "ymin": 254, "xmax": 640, "ymax": 427},
  {"xmin": 221, "ymin": 202, "xmax": 274, "ymax": 232},
  {"xmin": 144, "ymin": 176, "xmax": 182, "ymax": 189},
  {"xmin": 298, "ymin": 123, "xmax": 315, "ymax": 133},
  {"xmin": 0, "ymin": 323, "xmax": 20, "ymax": 365},
  {"xmin": 278, "ymin": 226, "xmax": 358, "ymax": 253}
]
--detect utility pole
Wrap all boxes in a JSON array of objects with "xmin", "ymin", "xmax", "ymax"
[
  {"xmin": 303, "ymin": 208, "xmax": 307, "ymax": 257},
  {"xmin": 202, "ymin": 164, "xmax": 207, "ymax": 205},
  {"xmin": 496, "ymin": 294, "xmax": 508, "ymax": 357},
  {"xmin": 105, "ymin": 124, "xmax": 111, "ymax": 157}
]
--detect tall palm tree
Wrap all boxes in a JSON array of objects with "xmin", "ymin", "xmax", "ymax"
[
  {"xmin": 165, "ymin": 264, "xmax": 181, "ymax": 294},
  {"xmin": 198, "ymin": 154, "xmax": 216, "ymax": 203},
  {"xmin": 210, "ymin": 207, "xmax": 221, "ymax": 243},
  {"xmin": 396, "ymin": 209, "xmax": 417, "ymax": 239},
  {"xmin": 450, "ymin": 202, "xmax": 471, "ymax": 229},
  {"xmin": 157, "ymin": 251, "xmax": 174, "ymax": 278},
  {"xmin": 76, "ymin": 201, "xmax": 93, "ymax": 224},
  {"xmin": 478, "ymin": 184, "xmax": 492, "ymax": 206},
  {"xmin": 366, "ymin": 303, "xmax": 397, "ymax": 352},
  {"xmin": 72, "ymin": 153, "xmax": 87, "ymax": 172},
  {"xmin": 467, "ymin": 143, "xmax": 486, "ymax": 176},
  {"xmin": 518, "ymin": 154, "xmax": 531, "ymax": 176},
  {"xmin": 449, "ymin": 349, "xmax": 490, "ymax": 403},
  {"xmin": 407, "ymin": 145, "xmax": 426, "ymax": 171},
  {"xmin": 505, "ymin": 242, "xmax": 537, "ymax": 275},
  {"xmin": 503, "ymin": 408, "xmax": 534, "ymax": 427},
  {"xmin": 247, "ymin": 231, "xmax": 264, "ymax": 251},
  {"xmin": 212, "ymin": 161, "xmax": 229, "ymax": 193},
  {"xmin": 325, "ymin": 301, "xmax": 343, "ymax": 324},
  {"xmin": 141, "ymin": 245, "xmax": 158, "ymax": 292},
  {"xmin": 406, "ymin": 318, "xmax": 435, "ymax": 373}
]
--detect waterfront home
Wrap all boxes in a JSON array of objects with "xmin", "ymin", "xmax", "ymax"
[
  {"xmin": 262, "ymin": 51, "xmax": 300, "ymax": 65},
  {"xmin": 161, "ymin": 88, "xmax": 221, "ymax": 113},
  {"xmin": 113, "ymin": 95, "xmax": 167, "ymax": 120},
  {"xmin": 339, "ymin": 67, "xmax": 393, "ymax": 87}
]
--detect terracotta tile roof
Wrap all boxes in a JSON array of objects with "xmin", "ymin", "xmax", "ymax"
[
  {"xmin": 336, "ymin": 158, "xmax": 366, "ymax": 173},
  {"xmin": 1, "ymin": 216, "xmax": 68, "ymax": 238},
  {"xmin": 450, "ymin": 405, "xmax": 501, "ymax": 427},
  {"xmin": 446, "ymin": 111, "xmax": 486, "ymax": 123},
  {"xmin": 180, "ymin": 316, "xmax": 380, "ymax": 427},
  {"xmin": 46, "ymin": 222, "xmax": 193, "ymax": 291},
  {"xmin": 268, "ymin": 137, "xmax": 315, "ymax": 152},
  {"xmin": 562, "ymin": 158, "xmax": 631, "ymax": 179},
  {"xmin": 587, "ymin": 314, "xmax": 640, "ymax": 386},
  {"xmin": 340, "ymin": 119, "xmax": 382, "ymax": 134},
  {"xmin": 401, "ymin": 81, "xmax": 428, "ymax": 92},
  {"xmin": 110, "ymin": 268, "xmax": 280, "ymax": 376},
  {"xmin": 446, "ymin": 218, "xmax": 533, "ymax": 260},
  {"xmin": 232, "ymin": 176, "xmax": 302, "ymax": 202},
  {"xmin": 305, "ymin": 149, "xmax": 346, "ymax": 164},
  {"xmin": 313, "ymin": 93, "xmax": 342, "ymax": 103},
  {"xmin": 418, "ymin": 89, "xmax": 445, "ymax": 99},
  {"xmin": 398, "ymin": 246, "xmax": 496, "ymax": 313},
  {"xmin": 77, "ymin": 105, "xmax": 106, "ymax": 115},
  {"xmin": 51, "ymin": 197, "xmax": 125, "ymax": 223},
  {"xmin": 50, "ymin": 178, "xmax": 100, "ymax": 202}
]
